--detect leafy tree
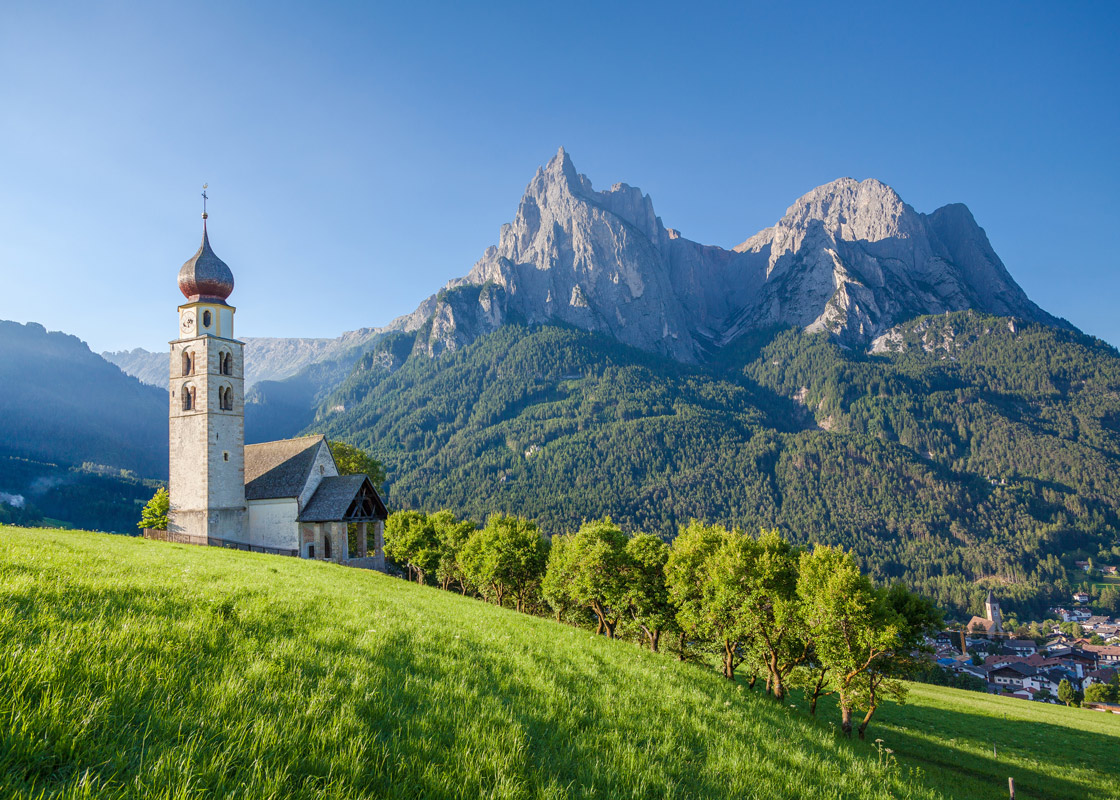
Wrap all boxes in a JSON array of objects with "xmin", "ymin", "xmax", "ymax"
[
  {"xmin": 665, "ymin": 521, "xmax": 734, "ymax": 668},
  {"xmin": 384, "ymin": 511, "xmax": 440, "ymax": 584},
  {"xmin": 798, "ymin": 544, "xmax": 901, "ymax": 738},
  {"xmin": 541, "ymin": 533, "xmax": 579, "ymax": 622},
  {"xmin": 431, "ymin": 510, "xmax": 476, "ymax": 593},
  {"xmin": 624, "ymin": 533, "xmax": 673, "ymax": 652},
  {"xmin": 1083, "ymin": 682, "xmax": 1118, "ymax": 704},
  {"xmin": 138, "ymin": 487, "xmax": 169, "ymax": 531},
  {"xmin": 461, "ymin": 514, "xmax": 547, "ymax": 612},
  {"xmin": 1057, "ymin": 678, "xmax": 1076, "ymax": 707},
  {"xmin": 551, "ymin": 519, "xmax": 632, "ymax": 638},
  {"xmin": 328, "ymin": 440, "xmax": 387, "ymax": 487}
]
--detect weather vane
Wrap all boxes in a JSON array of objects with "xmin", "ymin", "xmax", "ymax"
[{"xmin": 201, "ymin": 183, "xmax": 209, "ymax": 219}]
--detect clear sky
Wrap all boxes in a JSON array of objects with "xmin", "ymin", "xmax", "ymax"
[{"xmin": 2, "ymin": 1, "xmax": 1118, "ymax": 353}]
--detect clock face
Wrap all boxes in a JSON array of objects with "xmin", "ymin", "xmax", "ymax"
[{"xmin": 182, "ymin": 314, "xmax": 195, "ymax": 336}]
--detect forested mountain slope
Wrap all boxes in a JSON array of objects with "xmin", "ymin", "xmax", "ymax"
[
  {"xmin": 314, "ymin": 312, "xmax": 1120, "ymax": 616},
  {"xmin": 0, "ymin": 321, "xmax": 167, "ymax": 477}
]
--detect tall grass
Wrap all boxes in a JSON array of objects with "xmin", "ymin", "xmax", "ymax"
[{"xmin": 0, "ymin": 528, "xmax": 1111, "ymax": 799}]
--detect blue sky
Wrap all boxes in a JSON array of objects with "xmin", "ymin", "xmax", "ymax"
[{"xmin": 2, "ymin": 1, "xmax": 1117, "ymax": 352}]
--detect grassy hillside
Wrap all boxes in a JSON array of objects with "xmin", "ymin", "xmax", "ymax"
[
  {"xmin": 3, "ymin": 529, "xmax": 1118, "ymax": 799},
  {"xmin": 313, "ymin": 313, "xmax": 1120, "ymax": 617}
]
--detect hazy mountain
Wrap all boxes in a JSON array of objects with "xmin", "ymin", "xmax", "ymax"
[{"xmin": 103, "ymin": 328, "xmax": 382, "ymax": 391}]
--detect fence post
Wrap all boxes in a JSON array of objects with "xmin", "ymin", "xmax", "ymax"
[{"xmin": 1008, "ymin": 777, "xmax": 1015, "ymax": 799}]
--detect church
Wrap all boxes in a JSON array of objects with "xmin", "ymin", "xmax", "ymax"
[
  {"xmin": 966, "ymin": 590, "xmax": 1004, "ymax": 636},
  {"xmin": 166, "ymin": 206, "xmax": 387, "ymax": 568}
]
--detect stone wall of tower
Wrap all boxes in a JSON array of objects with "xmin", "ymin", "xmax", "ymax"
[{"xmin": 168, "ymin": 306, "xmax": 247, "ymax": 543}]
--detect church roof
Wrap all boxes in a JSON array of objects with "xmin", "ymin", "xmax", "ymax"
[
  {"xmin": 179, "ymin": 221, "xmax": 234, "ymax": 304},
  {"xmin": 245, "ymin": 435, "xmax": 325, "ymax": 501},
  {"xmin": 300, "ymin": 474, "xmax": 388, "ymax": 522}
]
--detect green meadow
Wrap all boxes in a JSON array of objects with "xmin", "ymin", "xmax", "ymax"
[{"xmin": 2, "ymin": 527, "xmax": 1117, "ymax": 799}]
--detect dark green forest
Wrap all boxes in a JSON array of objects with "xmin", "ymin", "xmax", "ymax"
[{"xmin": 314, "ymin": 312, "xmax": 1120, "ymax": 618}]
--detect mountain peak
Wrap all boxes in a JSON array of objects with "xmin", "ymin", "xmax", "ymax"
[{"xmin": 405, "ymin": 151, "xmax": 1068, "ymax": 362}]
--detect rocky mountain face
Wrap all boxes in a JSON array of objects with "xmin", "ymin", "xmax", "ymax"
[
  {"xmin": 104, "ymin": 328, "xmax": 382, "ymax": 391},
  {"xmin": 395, "ymin": 148, "xmax": 1067, "ymax": 361}
]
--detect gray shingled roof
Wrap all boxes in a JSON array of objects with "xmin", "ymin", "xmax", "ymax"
[
  {"xmin": 300, "ymin": 474, "xmax": 388, "ymax": 522},
  {"xmin": 245, "ymin": 435, "xmax": 324, "ymax": 501}
]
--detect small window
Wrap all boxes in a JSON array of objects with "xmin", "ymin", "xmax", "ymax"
[
  {"xmin": 223, "ymin": 452, "xmax": 229, "ymax": 462},
  {"xmin": 203, "ymin": 310, "xmax": 212, "ymax": 328},
  {"xmin": 182, "ymin": 386, "xmax": 194, "ymax": 411},
  {"xmin": 323, "ymin": 536, "xmax": 331, "ymax": 559},
  {"xmin": 307, "ymin": 544, "xmax": 315, "ymax": 559},
  {"xmin": 319, "ymin": 464, "xmax": 325, "ymax": 475},
  {"xmin": 182, "ymin": 351, "xmax": 193, "ymax": 376}
]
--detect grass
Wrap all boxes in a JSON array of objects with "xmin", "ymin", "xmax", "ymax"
[
  {"xmin": 1, "ymin": 528, "xmax": 1117, "ymax": 799},
  {"xmin": 809, "ymin": 682, "xmax": 1120, "ymax": 799}
]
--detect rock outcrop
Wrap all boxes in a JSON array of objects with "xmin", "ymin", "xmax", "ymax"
[{"xmin": 396, "ymin": 148, "xmax": 1068, "ymax": 361}]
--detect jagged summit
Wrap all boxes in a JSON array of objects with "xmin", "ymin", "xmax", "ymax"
[{"xmin": 389, "ymin": 150, "xmax": 1069, "ymax": 362}]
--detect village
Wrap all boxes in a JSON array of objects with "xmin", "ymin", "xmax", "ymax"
[{"xmin": 931, "ymin": 589, "xmax": 1120, "ymax": 709}]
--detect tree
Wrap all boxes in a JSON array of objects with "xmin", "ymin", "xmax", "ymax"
[
  {"xmin": 733, "ymin": 529, "xmax": 807, "ymax": 700},
  {"xmin": 1057, "ymin": 678, "xmax": 1076, "ymax": 707},
  {"xmin": 665, "ymin": 521, "xmax": 734, "ymax": 668},
  {"xmin": 384, "ymin": 511, "xmax": 440, "ymax": 584},
  {"xmin": 624, "ymin": 533, "xmax": 673, "ymax": 652},
  {"xmin": 461, "ymin": 514, "xmax": 547, "ymax": 612},
  {"xmin": 798, "ymin": 545, "xmax": 901, "ymax": 738},
  {"xmin": 430, "ymin": 510, "xmax": 476, "ymax": 593},
  {"xmin": 541, "ymin": 533, "xmax": 578, "ymax": 623},
  {"xmin": 138, "ymin": 487, "xmax": 169, "ymax": 531},
  {"xmin": 1083, "ymin": 682, "xmax": 1117, "ymax": 704},
  {"xmin": 328, "ymin": 440, "xmax": 387, "ymax": 487},
  {"xmin": 554, "ymin": 519, "xmax": 632, "ymax": 638}
]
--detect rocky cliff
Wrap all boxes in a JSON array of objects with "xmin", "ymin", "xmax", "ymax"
[{"xmin": 396, "ymin": 148, "xmax": 1068, "ymax": 361}]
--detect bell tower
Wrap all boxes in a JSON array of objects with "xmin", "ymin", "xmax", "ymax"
[
  {"xmin": 984, "ymin": 590, "xmax": 1003, "ymax": 633},
  {"xmin": 168, "ymin": 191, "xmax": 247, "ymax": 542}
]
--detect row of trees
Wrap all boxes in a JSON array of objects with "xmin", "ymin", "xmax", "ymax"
[{"xmin": 384, "ymin": 511, "xmax": 941, "ymax": 739}]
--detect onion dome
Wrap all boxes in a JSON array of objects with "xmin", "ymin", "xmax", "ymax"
[{"xmin": 178, "ymin": 217, "xmax": 234, "ymax": 303}]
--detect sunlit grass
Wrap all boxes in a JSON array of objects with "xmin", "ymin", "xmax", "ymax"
[{"xmin": 2, "ymin": 527, "xmax": 1111, "ymax": 799}]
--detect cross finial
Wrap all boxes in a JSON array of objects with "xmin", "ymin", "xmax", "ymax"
[{"xmin": 201, "ymin": 183, "xmax": 209, "ymax": 220}]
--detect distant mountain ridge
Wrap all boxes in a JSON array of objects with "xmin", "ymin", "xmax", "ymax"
[{"xmin": 103, "ymin": 328, "xmax": 382, "ymax": 391}]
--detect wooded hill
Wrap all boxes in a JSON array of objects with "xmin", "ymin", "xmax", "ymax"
[{"xmin": 313, "ymin": 311, "xmax": 1120, "ymax": 618}]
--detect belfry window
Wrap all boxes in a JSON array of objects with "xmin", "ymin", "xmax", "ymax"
[
  {"xmin": 220, "ymin": 351, "xmax": 233, "ymax": 375},
  {"xmin": 219, "ymin": 386, "xmax": 233, "ymax": 411},
  {"xmin": 182, "ymin": 386, "xmax": 195, "ymax": 411},
  {"xmin": 182, "ymin": 351, "xmax": 193, "ymax": 376}
]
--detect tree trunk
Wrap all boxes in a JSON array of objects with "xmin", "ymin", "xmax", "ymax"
[
  {"xmin": 748, "ymin": 673, "xmax": 758, "ymax": 690},
  {"xmin": 604, "ymin": 618, "xmax": 617, "ymax": 639},
  {"xmin": 555, "ymin": 608, "xmax": 563, "ymax": 623},
  {"xmin": 677, "ymin": 631, "xmax": 687, "ymax": 661},
  {"xmin": 649, "ymin": 628, "xmax": 660, "ymax": 653},
  {"xmin": 840, "ymin": 701, "xmax": 853, "ymax": 738},
  {"xmin": 857, "ymin": 706, "xmax": 876, "ymax": 740},
  {"xmin": 722, "ymin": 640, "xmax": 737, "ymax": 681},
  {"xmin": 809, "ymin": 669, "xmax": 827, "ymax": 716}
]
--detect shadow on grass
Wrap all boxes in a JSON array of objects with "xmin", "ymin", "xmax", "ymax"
[{"xmin": 803, "ymin": 690, "xmax": 1115, "ymax": 800}]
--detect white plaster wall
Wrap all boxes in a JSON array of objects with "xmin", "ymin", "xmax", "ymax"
[{"xmin": 247, "ymin": 499, "xmax": 300, "ymax": 550}]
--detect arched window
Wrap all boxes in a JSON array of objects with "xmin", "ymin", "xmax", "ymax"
[
  {"xmin": 219, "ymin": 385, "xmax": 233, "ymax": 411},
  {"xmin": 202, "ymin": 310, "xmax": 212, "ymax": 328},
  {"xmin": 220, "ymin": 351, "xmax": 233, "ymax": 376},
  {"xmin": 182, "ymin": 385, "xmax": 194, "ymax": 411},
  {"xmin": 182, "ymin": 350, "xmax": 193, "ymax": 376},
  {"xmin": 322, "ymin": 534, "xmax": 331, "ymax": 559}
]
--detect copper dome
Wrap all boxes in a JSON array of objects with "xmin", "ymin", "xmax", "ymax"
[{"xmin": 178, "ymin": 222, "xmax": 234, "ymax": 303}]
